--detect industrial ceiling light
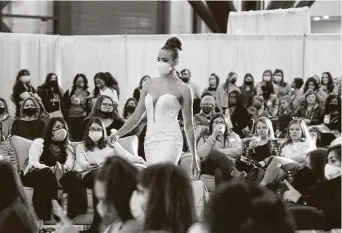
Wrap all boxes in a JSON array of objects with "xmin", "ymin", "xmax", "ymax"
[
  {"xmin": 323, "ymin": 15, "xmax": 329, "ymax": 19},
  {"xmin": 313, "ymin": 16, "xmax": 320, "ymax": 21}
]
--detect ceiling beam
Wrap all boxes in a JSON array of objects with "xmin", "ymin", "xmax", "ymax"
[
  {"xmin": 206, "ymin": 1, "xmax": 236, "ymax": 33},
  {"xmin": 188, "ymin": 1, "xmax": 221, "ymax": 33},
  {"xmin": 295, "ymin": 0, "xmax": 315, "ymax": 8},
  {"xmin": 0, "ymin": 1, "xmax": 10, "ymax": 10}
]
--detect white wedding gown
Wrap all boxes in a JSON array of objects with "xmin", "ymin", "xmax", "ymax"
[{"xmin": 144, "ymin": 93, "xmax": 183, "ymax": 166}]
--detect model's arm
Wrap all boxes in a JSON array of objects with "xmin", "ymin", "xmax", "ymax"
[
  {"xmin": 182, "ymin": 86, "xmax": 200, "ymax": 175},
  {"xmin": 115, "ymin": 82, "xmax": 148, "ymax": 139}
]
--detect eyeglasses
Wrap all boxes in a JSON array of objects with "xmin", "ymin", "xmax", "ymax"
[
  {"xmin": 101, "ymin": 103, "xmax": 113, "ymax": 107},
  {"xmin": 52, "ymin": 126, "xmax": 65, "ymax": 132},
  {"xmin": 89, "ymin": 127, "xmax": 102, "ymax": 133}
]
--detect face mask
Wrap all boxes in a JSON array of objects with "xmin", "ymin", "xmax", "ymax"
[
  {"xmin": 253, "ymin": 102, "xmax": 262, "ymax": 110},
  {"xmin": 100, "ymin": 110, "xmax": 112, "ymax": 119},
  {"xmin": 216, "ymin": 124, "xmax": 226, "ymax": 135},
  {"xmin": 209, "ymin": 80, "xmax": 216, "ymax": 86},
  {"xmin": 158, "ymin": 61, "xmax": 173, "ymax": 76},
  {"xmin": 77, "ymin": 82, "xmax": 85, "ymax": 88},
  {"xmin": 0, "ymin": 107, "xmax": 5, "ymax": 114},
  {"xmin": 263, "ymin": 76, "xmax": 271, "ymax": 82},
  {"xmin": 230, "ymin": 79, "xmax": 237, "ymax": 84},
  {"xmin": 130, "ymin": 191, "xmax": 145, "ymax": 222},
  {"xmin": 23, "ymin": 108, "xmax": 37, "ymax": 117},
  {"xmin": 182, "ymin": 78, "xmax": 190, "ymax": 83},
  {"xmin": 274, "ymin": 75, "xmax": 282, "ymax": 82},
  {"xmin": 48, "ymin": 80, "xmax": 58, "ymax": 87},
  {"xmin": 89, "ymin": 131, "xmax": 103, "ymax": 142},
  {"xmin": 245, "ymin": 80, "xmax": 253, "ymax": 85},
  {"xmin": 329, "ymin": 104, "xmax": 338, "ymax": 112},
  {"xmin": 202, "ymin": 106, "xmax": 212, "ymax": 114},
  {"xmin": 53, "ymin": 128, "xmax": 67, "ymax": 142},
  {"xmin": 21, "ymin": 76, "xmax": 31, "ymax": 83},
  {"xmin": 126, "ymin": 105, "xmax": 136, "ymax": 113}
]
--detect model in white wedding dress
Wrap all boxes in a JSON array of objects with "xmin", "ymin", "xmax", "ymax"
[{"xmin": 144, "ymin": 93, "xmax": 183, "ymax": 165}]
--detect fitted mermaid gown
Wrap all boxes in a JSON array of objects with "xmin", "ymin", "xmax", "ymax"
[{"xmin": 144, "ymin": 93, "xmax": 183, "ymax": 166}]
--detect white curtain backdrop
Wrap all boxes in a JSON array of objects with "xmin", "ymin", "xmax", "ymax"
[
  {"xmin": 0, "ymin": 33, "xmax": 340, "ymax": 115},
  {"xmin": 227, "ymin": 7, "xmax": 311, "ymax": 34},
  {"xmin": 303, "ymin": 34, "xmax": 342, "ymax": 80}
]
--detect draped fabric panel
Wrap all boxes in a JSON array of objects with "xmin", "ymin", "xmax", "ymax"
[
  {"xmin": 303, "ymin": 34, "xmax": 342, "ymax": 79},
  {"xmin": 0, "ymin": 33, "xmax": 340, "ymax": 115},
  {"xmin": 227, "ymin": 7, "xmax": 311, "ymax": 34}
]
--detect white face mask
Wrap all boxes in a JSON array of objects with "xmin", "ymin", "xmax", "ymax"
[
  {"xmin": 274, "ymin": 75, "xmax": 282, "ymax": 82},
  {"xmin": 158, "ymin": 61, "xmax": 173, "ymax": 76},
  {"xmin": 263, "ymin": 76, "xmax": 271, "ymax": 82},
  {"xmin": 129, "ymin": 190, "xmax": 146, "ymax": 222},
  {"xmin": 21, "ymin": 75, "xmax": 31, "ymax": 83},
  {"xmin": 53, "ymin": 128, "xmax": 67, "ymax": 142},
  {"xmin": 89, "ymin": 131, "xmax": 103, "ymax": 142}
]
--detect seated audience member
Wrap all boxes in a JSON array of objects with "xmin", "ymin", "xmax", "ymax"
[
  {"xmin": 239, "ymin": 73, "xmax": 257, "ymax": 108},
  {"xmin": 202, "ymin": 73, "xmax": 220, "ymax": 100},
  {"xmin": 189, "ymin": 181, "xmax": 294, "ymax": 233},
  {"xmin": 63, "ymin": 73, "xmax": 90, "ymax": 141},
  {"xmin": 0, "ymin": 161, "xmax": 39, "ymax": 233},
  {"xmin": 216, "ymin": 72, "xmax": 241, "ymax": 114},
  {"xmin": 296, "ymin": 77, "xmax": 328, "ymax": 107},
  {"xmin": 273, "ymin": 69, "xmax": 292, "ymax": 98},
  {"xmin": 295, "ymin": 90, "xmax": 324, "ymax": 126},
  {"xmin": 260, "ymin": 119, "xmax": 317, "ymax": 186},
  {"xmin": 0, "ymin": 98, "xmax": 15, "ymax": 140},
  {"xmin": 309, "ymin": 95, "xmax": 341, "ymax": 147},
  {"xmin": 22, "ymin": 117, "xmax": 87, "ymax": 221},
  {"xmin": 332, "ymin": 75, "xmax": 341, "ymax": 97},
  {"xmin": 256, "ymin": 69, "xmax": 279, "ymax": 96},
  {"xmin": 241, "ymin": 117, "xmax": 281, "ymax": 168},
  {"xmin": 320, "ymin": 72, "xmax": 335, "ymax": 95},
  {"xmin": 275, "ymin": 96, "xmax": 295, "ymax": 138},
  {"xmin": 194, "ymin": 95, "xmax": 216, "ymax": 138},
  {"xmin": 284, "ymin": 144, "xmax": 341, "ymax": 229},
  {"xmin": 11, "ymin": 69, "xmax": 41, "ymax": 117},
  {"xmin": 11, "ymin": 97, "xmax": 46, "ymax": 140},
  {"xmin": 132, "ymin": 75, "xmax": 151, "ymax": 102},
  {"xmin": 84, "ymin": 95, "xmax": 125, "ymax": 137},
  {"xmin": 290, "ymin": 77, "xmax": 304, "ymax": 111},
  {"xmin": 37, "ymin": 73, "xmax": 65, "ymax": 118},
  {"xmin": 254, "ymin": 81, "xmax": 279, "ymax": 118},
  {"xmin": 227, "ymin": 90, "xmax": 249, "ymax": 138},
  {"xmin": 250, "ymin": 96, "xmax": 269, "ymax": 118},
  {"xmin": 197, "ymin": 113, "xmax": 245, "ymax": 186},
  {"xmin": 129, "ymin": 164, "xmax": 197, "ymax": 233}
]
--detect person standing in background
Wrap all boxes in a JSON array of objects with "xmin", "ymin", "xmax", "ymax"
[
  {"xmin": 216, "ymin": 72, "xmax": 241, "ymax": 114},
  {"xmin": 132, "ymin": 75, "xmax": 151, "ymax": 102},
  {"xmin": 180, "ymin": 69, "xmax": 201, "ymax": 115}
]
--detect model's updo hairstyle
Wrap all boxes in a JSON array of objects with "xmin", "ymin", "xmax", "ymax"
[{"xmin": 161, "ymin": 37, "xmax": 182, "ymax": 60}]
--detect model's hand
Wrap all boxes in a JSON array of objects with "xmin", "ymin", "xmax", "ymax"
[{"xmin": 107, "ymin": 132, "xmax": 119, "ymax": 148}]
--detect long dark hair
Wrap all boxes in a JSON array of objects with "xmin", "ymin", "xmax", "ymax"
[
  {"xmin": 208, "ymin": 113, "xmax": 230, "ymax": 147},
  {"xmin": 139, "ymin": 163, "xmax": 196, "ymax": 233},
  {"xmin": 69, "ymin": 73, "xmax": 89, "ymax": 97},
  {"xmin": 0, "ymin": 98, "xmax": 10, "ymax": 116},
  {"xmin": 96, "ymin": 156, "xmax": 138, "ymax": 223},
  {"xmin": 321, "ymin": 72, "xmax": 334, "ymax": 93},
  {"xmin": 86, "ymin": 95, "xmax": 121, "ymax": 121},
  {"xmin": 241, "ymin": 73, "xmax": 256, "ymax": 93},
  {"xmin": 42, "ymin": 73, "xmax": 63, "ymax": 101},
  {"xmin": 324, "ymin": 94, "xmax": 341, "ymax": 114},
  {"xmin": 306, "ymin": 149, "xmax": 328, "ymax": 184},
  {"xmin": 93, "ymin": 72, "xmax": 120, "ymax": 99},
  {"xmin": 83, "ymin": 117, "xmax": 108, "ymax": 151},
  {"xmin": 273, "ymin": 69, "xmax": 288, "ymax": 87},
  {"xmin": 11, "ymin": 69, "xmax": 34, "ymax": 104},
  {"xmin": 304, "ymin": 77, "xmax": 320, "ymax": 93},
  {"xmin": 223, "ymin": 72, "xmax": 237, "ymax": 93},
  {"xmin": 138, "ymin": 75, "xmax": 151, "ymax": 89},
  {"xmin": 0, "ymin": 161, "xmax": 38, "ymax": 231}
]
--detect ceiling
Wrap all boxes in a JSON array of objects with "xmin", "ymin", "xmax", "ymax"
[{"xmin": 309, "ymin": 0, "xmax": 341, "ymax": 17}]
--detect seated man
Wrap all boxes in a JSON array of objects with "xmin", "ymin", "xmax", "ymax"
[{"xmin": 194, "ymin": 95, "xmax": 216, "ymax": 140}]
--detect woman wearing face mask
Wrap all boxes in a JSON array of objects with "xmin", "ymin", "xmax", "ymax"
[
  {"xmin": 253, "ymin": 81, "xmax": 279, "ymax": 118},
  {"xmin": 216, "ymin": 72, "xmax": 241, "ymax": 114},
  {"xmin": 240, "ymin": 73, "xmax": 257, "ymax": 108},
  {"xmin": 107, "ymin": 37, "xmax": 200, "ymax": 177},
  {"xmin": 197, "ymin": 114, "xmax": 245, "ymax": 186},
  {"xmin": 227, "ymin": 91, "xmax": 249, "ymax": 138},
  {"xmin": 88, "ymin": 73, "xmax": 119, "ymax": 111},
  {"xmin": 84, "ymin": 96, "xmax": 125, "ymax": 137},
  {"xmin": 0, "ymin": 98, "xmax": 15, "ymax": 141},
  {"xmin": 22, "ymin": 117, "xmax": 87, "ymax": 221},
  {"xmin": 202, "ymin": 73, "xmax": 220, "ymax": 100},
  {"xmin": 309, "ymin": 95, "xmax": 341, "ymax": 147},
  {"xmin": 75, "ymin": 117, "xmax": 146, "ymax": 233},
  {"xmin": 133, "ymin": 75, "xmax": 151, "ymax": 102},
  {"xmin": 256, "ymin": 70, "xmax": 279, "ymax": 96},
  {"xmin": 290, "ymin": 77, "xmax": 304, "ymax": 111},
  {"xmin": 129, "ymin": 163, "xmax": 197, "ymax": 233},
  {"xmin": 63, "ymin": 74, "xmax": 90, "ymax": 141},
  {"xmin": 11, "ymin": 97, "xmax": 46, "ymax": 140},
  {"xmin": 37, "ymin": 73, "xmax": 65, "ymax": 118},
  {"xmin": 295, "ymin": 90, "xmax": 324, "ymax": 126},
  {"xmin": 272, "ymin": 69, "xmax": 291, "ymax": 98},
  {"xmin": 320, "ymin": 72, "xmax": 335, "ymax": 95},
  {"xmin": 296, "ymin": 77, "xmax": 328, "ymax": 107},
  {"xmin": 11, "ymin": 69, "xmax": 41, "ymax": 117}
]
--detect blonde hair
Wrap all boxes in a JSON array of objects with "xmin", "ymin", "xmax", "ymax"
[
  {"xmin": 19, "ymin": 97, "xmax": 41, "ymax": 118},
  {"xmin": 254, "ymin": 117, "xmax": 275, "ymax": 139}
]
